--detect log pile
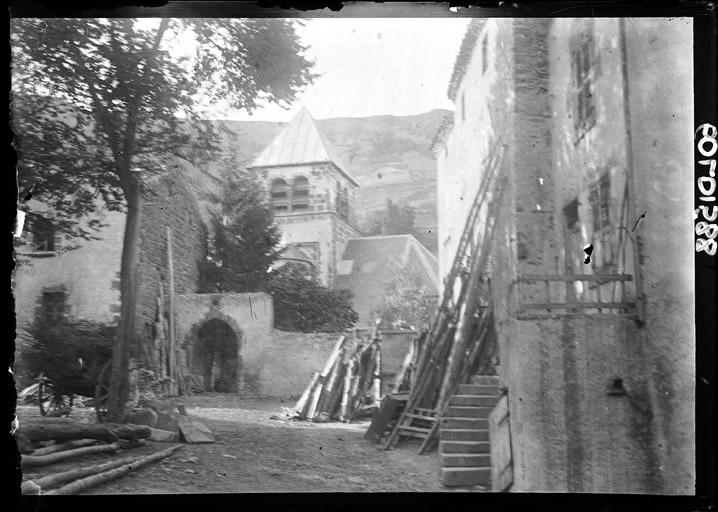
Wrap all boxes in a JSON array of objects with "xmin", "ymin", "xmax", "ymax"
[
  {"xmin": 293, "ymin": 328, "xmax": 383, "ymax": 422},
  {"xmin": 17, "ymin": 414, "xmax": 183, "ymax": 494}
]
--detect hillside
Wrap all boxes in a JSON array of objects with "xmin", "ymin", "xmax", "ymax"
[{"xmin": 210, "ymin": 109, "xmax": 449, "ymax": 254}]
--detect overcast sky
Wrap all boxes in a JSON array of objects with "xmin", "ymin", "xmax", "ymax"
[{"xmin": 204, "ymin": 18, "xmax": 471, "ymax": 122}]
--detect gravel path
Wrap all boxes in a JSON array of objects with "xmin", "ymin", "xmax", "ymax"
[{"xmin": 19, "ymin": 395, "xmax": 484, "ymax": 493}]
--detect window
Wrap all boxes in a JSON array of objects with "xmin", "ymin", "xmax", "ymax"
[
  {"xmin": 271, "ymin": 179, "xmax": 289, "ymax": 213},
  {"xmin": 571, "ymin": 21, "xmax": 597, "ymax": 140},
  {"xmin": 291, "ymin": 176, "xmax": 310, "ymax": 211},
  {"xmin": 481, "ymin": 34, "xmax": 489, "ymax": 74},
  {"xmin": 32, "ymin": 216, "xmax": 56, "ymax": 252},
  {"xmin": 42, "ymin": 291, "xmax": 67, "ymax": 323},
  {"xmin": 588, "ymin": 173, "xmax": 614, "ymax": 270}
]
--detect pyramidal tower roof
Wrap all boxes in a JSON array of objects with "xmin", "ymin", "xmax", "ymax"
[{"xmin": 249, "ymin": 107, "xmax": 357, "ymax": 186}]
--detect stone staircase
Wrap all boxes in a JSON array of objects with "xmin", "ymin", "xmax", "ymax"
[{"xmin": 439, "ymin": 375, "xmax": 501, "ymax": 488}]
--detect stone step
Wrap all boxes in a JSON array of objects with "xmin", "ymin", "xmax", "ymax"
[
  {"xmin": 449, "ymin": 395, "xmax": 500, "ymax": 407},
  {"xmin": 441, "ymin": 453, "xmax": 491, "ymax": 468},
  {"xmin": 458, "ymin": 384, "xmax": 501, "ymax": 396},
  {"xmin": 440, "ymin": 467, "xmax": 491, "ymax": 487},
  {"xmin": 470, "ymin": 375, "xmax": 500, "ymax": 386},
  {"xmin": 441, "ymin": 428, "xmax": 489, "ymax": 442},
  {"xmin": 444, "ymin": 406, "xmax": 493, "ymax": 418},
  {"xmin": 439, "ymin": 440, "xmax": 491, "ymax": 454},
  {"xmin": 440, "ymin": 417, "xmax": 489, "ymax": 430}
]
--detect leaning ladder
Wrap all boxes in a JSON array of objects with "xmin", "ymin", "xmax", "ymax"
[{"xmin": 383, "ymin": 139, "xmax": 507, "ymax": 450}]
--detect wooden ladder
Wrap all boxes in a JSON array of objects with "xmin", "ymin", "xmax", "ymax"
[{"xmin": 383, "ymin": 139, "xmax": 507, "ymax": 451}]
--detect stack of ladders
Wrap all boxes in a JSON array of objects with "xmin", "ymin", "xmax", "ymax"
[{"xmin": 382, "ymin": 138, "xmax": 508, "ymax": 453}]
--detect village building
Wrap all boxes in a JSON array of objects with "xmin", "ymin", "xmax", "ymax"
[
  {"xmin": 433, "ymin": 18, "xmax": 694, "ymax": 493},
  {"xmin": 335, "ymin": 234, "xmax": 439, "ymax": 326},
  {"xmin": 249, "ymin": 107, "xmax": 440, "ymax": 326},
  {"xmin": 248, "ymin": 107, "xmax": 361, "ymax": 287},
  {"xmin": 14, "ymin": 105, "xmax": 438, "ymax": 396}
]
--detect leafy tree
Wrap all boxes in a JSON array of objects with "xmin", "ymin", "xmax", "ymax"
[
  {"xmin": 266, "ymin": 264, "xmax": 358, "ymax": 332},
  {"xmin": 365, "ymin": 198, "xmax": 417, "ymax": 236},
  {"xmin": 376, "ymin": 260, "xmax": 437, "ymax": 331},
  {"xmin": 12, "ymin": 18, "xmax": 316, "ymax": 421},
  {"xmin": 198, "ymin": 168, "xmax": 281, "ymax": 293}
]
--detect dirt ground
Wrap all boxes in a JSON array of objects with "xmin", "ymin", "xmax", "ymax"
[{"xmin": 18, "ymin": 395, "xmax": 484, "ymax": 494}]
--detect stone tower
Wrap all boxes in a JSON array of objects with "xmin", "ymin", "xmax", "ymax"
[{"xmin": 248, "ymin": 107, "xmax": 360, "ymax": 286}]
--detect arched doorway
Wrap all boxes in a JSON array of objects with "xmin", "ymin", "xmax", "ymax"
[{"xmin": 192, "ymin": 318, "xmax": 242, "ymax": 393}]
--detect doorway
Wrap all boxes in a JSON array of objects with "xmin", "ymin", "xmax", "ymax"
[{"xmin": 193, "ymin": 318, "xmax": 241, "ymax": 393}]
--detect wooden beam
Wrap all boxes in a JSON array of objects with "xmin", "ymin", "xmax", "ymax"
[
  {"xmin": 519, "ymin": 273, "xmax": 633, "ymax": 282},
  {"xmin": 166, "ymin": 227, "xmax": 176, "ymax": 395}
]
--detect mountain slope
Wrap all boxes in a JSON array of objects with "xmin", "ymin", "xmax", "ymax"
[{"xmin": 203, "ymin": 109, "xmax": 449, "ymax": 254}]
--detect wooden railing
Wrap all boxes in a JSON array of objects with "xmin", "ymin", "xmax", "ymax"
[{"xmin": 514, "ymin": 273, "xmax": 637, "ymax": 316}]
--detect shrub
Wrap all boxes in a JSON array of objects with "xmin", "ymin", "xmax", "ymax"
[
  {"xmin": 21, "ymin": 308, "xmax": 114, "ymax": 397},
  {"xmin": 266, "ymin": 264, "xmax": 358, "ymax": 332}
]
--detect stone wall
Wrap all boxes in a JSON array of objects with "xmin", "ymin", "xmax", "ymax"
[
  {"xmin": 623, "ymin": 17, "xmax": 695, "ymax": 494},
  {"xmin": 238, "ymin": 328, "xmax": 416, "ymax": 399},
  {"xmin": 438, "ymin": 18, "xmax": 694, "ymax": 494},
  {"xmin": 502, "ymin": 315, "xmax": 660, "ymax": 492},
  {"xmin": 175, "ymin": 292, "xmax": 274, "ymax": 392},
  {"xmin": 135, "ymin": 172, "xmax": 207, "ymax": 356}
]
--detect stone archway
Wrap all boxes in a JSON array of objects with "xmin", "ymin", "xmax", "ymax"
[{"xmin": 189, "ymin": 314, "xmax": 243, "ymax": 393}]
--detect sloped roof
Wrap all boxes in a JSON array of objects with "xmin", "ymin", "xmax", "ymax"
[
  {"xmin": 335, "ymin": 234, "xmax": 439, "ymax": 326},
  {"xmin": 248, "ymin": 107, "xmax": 358, "ymax": 186},
  {"xmin": 447, "ymin": 19, "xmax": 487, "ymax": 102}
]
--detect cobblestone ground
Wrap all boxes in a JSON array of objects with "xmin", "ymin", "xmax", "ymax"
[{"xmin": 18, "ymin": 395, "xmax": 483, "ymax": 494}]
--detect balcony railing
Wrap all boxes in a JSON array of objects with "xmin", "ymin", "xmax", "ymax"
[{"xmin": 514, "ymin": 273, "xmax": 637, "ymax": 317}]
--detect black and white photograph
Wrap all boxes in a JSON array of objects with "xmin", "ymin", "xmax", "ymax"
[{"xmin": 9, "ymin": 2, "xmax": 711, "ymax": 498}]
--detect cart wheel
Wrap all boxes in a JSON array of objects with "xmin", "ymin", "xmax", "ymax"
[
  {"xmin": 37, "ymin": 378, "xmax": 72, "ymax": 416},
  {"xmin": 95, "ymin": 361, "xmax": 112, "ymax": 423},
  {"xmin": 38, "ymin": 379, "xmax": 60, "ymax": 417}
]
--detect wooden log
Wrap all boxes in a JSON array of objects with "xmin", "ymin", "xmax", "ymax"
[
  {"xmin": 318, "ymin": 349, "xmax": 345, "ymax": 414},
  {"xmin": 371, "ymin": 345, "xmax": 382, "ymax": 406},
  {"xmin": 17, "ymin": 421, "xmax": 151, "ymax": 445},
  {"xmin": 31, "ymin": 439, "xmax": 99, "ymax": 457},
  {"xmin": 22, "ymin": 442, "xmax": 122, "ymax": 468},
  {"xmin": 306, "ymin": 383, "xmax": 324, "ymax": 420},
  {"xmin": 323, "ymin": 361, "xmax": 347, "ymax": 417},
  {"xmin": 338, "ymin": 360, "xmax": 355, "ymax": 422},
  {"xmin": 294, "ymin": 372, "xmax": 320, "ymax": 417},
  {"xmin": 320, "ymin": 336, "xmax": 346, "ymax": 380},
  {"xmin": 44, "ymin": 444, "xmax": 183, "ymax": 495},
  {"xmin": 392, "ymin": 343, "xmax": 415, "ymax": 394},
  {"xmin": 21, "ymin": 451, "xmax": 149, "ymax": 494}
]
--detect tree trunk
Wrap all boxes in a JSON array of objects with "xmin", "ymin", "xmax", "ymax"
[
  {"xmin": 106, "ymin": 186, "xmax": 144, "ymax": 423},
  {"xmin": 103, "ymin": 19, "xmax": 171, "ymax": 424},
  {"xmin": 17, "ymin": 421, "xmax": 151, "ymax": 445}
]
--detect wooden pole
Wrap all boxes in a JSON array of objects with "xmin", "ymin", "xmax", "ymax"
[
  {"xmin": 30, "ymin": 439, "xmax": 98, "ymax": 457},
  {"xmin": 22, "ymin": 442, "xmax": 122, "ymax": 469},
  {"xmin": 22, "ymin": 452, "xmax": 151, "ymax": 494},
  {"xmin": 372, "ymin": 344, "xmax": 382, "ymax": 406},
  {"xmin": 338, "ymin": 360, "xmax": 354, "ymax": 422},
  {"xmin": 44, "ymin": 445, "xmax": 183, "ymax": 495},
  {"xmin": 393, "ymin": 339, "xmax": 416, "ymax": 394},
  {"xmin": 294, "ymin": 371, "xmax": 320, "ymax": 417},
  {"xmin": 166, "ymin": 227, "xmax": 176, "ymax": 395}
]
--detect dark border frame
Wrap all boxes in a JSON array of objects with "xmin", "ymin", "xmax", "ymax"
[{"xmin": 6, "ymin": 2, "xmax": 716, "ymax": 511}]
